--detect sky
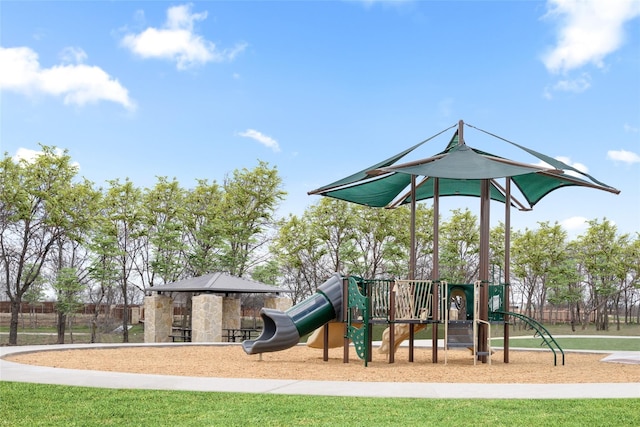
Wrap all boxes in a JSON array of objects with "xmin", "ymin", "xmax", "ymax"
[{"xmin": 1, "ymin": 0, "xmax": 639, "ymax": 239}]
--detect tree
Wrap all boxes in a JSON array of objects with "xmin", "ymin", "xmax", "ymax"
[
  {"xmin": 345, "ymin": 205, "xmax": 410, "ymax": 279},
  {"xmin": 573, "ymin": 218, "xmax": 625, "ymax": 330},
  {"xmin": 306, "ymin": 198, "xmax": 356, "ymax": 274},
  {"xmin": 413, "ymin": 205, "xmax": 435, "ymax": 280},
  {"xmin": 87, "ymin": 218, "xmax": 121, "ymax": 343},
  {"xmin": 439, "ymin": 208, "xmax": 480, "ymax": 284},
  {"xmin": 140, "ymin": 177, "xmax": 187, "ymax": 285},
  {"xmin": 102, "ymin": 179, "xmax": 145, "ymax": 342},
  {"xmin": 545, "ymin": 256, "xmax": 581, "ymax": 329},
  {"xmin": 619, "ymin": 234, "xmax": 640, "ymax": 325},
  {"xmin": 0, "ymin": 146, "xmax": 95, "ymax": 345},
  {"xmin": 19, "ymin": 265, "xmax": 46, "ymax": 328},
  {"xmin": 273, "ymin": 214, "xmax": 329, "ymax": 303},
  {"xmin": 511, "ymin": 222, "xmax": 568, "ymax": 321},
  {"xmin": 182, "ymin": 179, "xmax": 225, "ymax": 276},
  {"xmin": 218, "ymin": 161, "xmax": 286, "ymax": 277},
  {"xmin": 52, "ymin": 267, "xmax": 83, "ymax": 343}
]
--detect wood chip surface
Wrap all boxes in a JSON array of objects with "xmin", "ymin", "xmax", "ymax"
[{"xmin": 6, "ymin": 344, "xmax": 639, "ymax": 384}]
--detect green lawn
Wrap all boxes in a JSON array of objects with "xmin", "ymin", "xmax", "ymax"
[
  {"xmin": 1, "ymin": 382, "xmax": 638, "ymax": 427},
  {"xmin": 492, "ymin": 337, "xmax": 640, "ymax": 351},
  {"xmin": 0, "ymin": 324, "xmax": 145, "ymax": 345}
]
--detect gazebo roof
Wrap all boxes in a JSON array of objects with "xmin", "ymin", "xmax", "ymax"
[{"xmin": 145, "ymin": 272, "xmax": 289, "ymax": 295}]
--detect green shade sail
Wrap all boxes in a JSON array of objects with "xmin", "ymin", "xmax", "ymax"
[{"xmin": 309, "ymin": 123, "xmax": 620, "ymax": 210}]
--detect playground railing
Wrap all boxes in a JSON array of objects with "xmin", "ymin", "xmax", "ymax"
[{"xmin": 494, "ymin": 310, "xmax": 565, "ymax": 366}]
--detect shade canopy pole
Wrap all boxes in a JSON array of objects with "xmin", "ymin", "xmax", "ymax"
[
  {"xmin": 409, "ymin": 175, "xmax": 416, "ymax": 280},
  {"xmin": 504, "ymin": 178, "xmax": 511, "ymax": 363},
  {"xmin": 432, "ymin": 177, "xmax": 440, "ymax": 363},
  {"xmin": 478, "ymin": 178, "xmax": 490, "ymax": 363}
]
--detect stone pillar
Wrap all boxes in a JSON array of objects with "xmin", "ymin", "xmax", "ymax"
[
  {"xmin": 264, "ymin": 296, "xmax": 292, "ymax": 312},
  {"xmin": 192, "ymin": 294, "xmax": 222, "ymax": 342},
  {"xmin": 144, "ymin": 294, "xmax": 173, "ymax": 343},
  {"xmin": 130, "ymin": 306, "xmax": 140, "ymax": 325},
  {"xmin": 222, "ymin": 297, "xmax": 241, "ymax": 330}
]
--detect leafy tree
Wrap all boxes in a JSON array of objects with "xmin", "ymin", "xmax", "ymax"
[
  {"xmin": 141, "ymin": 177, "xmax": 187, "ymax": 285},
  {"xmin": 182, "ymin": 179, "xmax": 225, "ymax": 276},
  {"xmin": 218, "ymin": 161, "xmax": 286, "ymax": 277},
  {"xmin": 619, "ymin": 234, "xmax": 640, "ymax": 325},
  {"xmin": 413, "ymin": 204, "xmax": 435, "ymax": 280},
  {"xmin": 102, "ymin": 179, "xmax": 145, "ymax": 342},
  {"xmin": 19, "ymin": 265, "xmax": 46, "ymax": 328},
  {"xmin": 306, "ymin": 198, "xmax": 356, "ymax": 274},
  {"xmin": 345, "ymin": 205, "xmax": 410, "ymax": 279},
  {"xmin": 52, "ymin": 267, "xmax": 83, "ymax": 343},
  {"xmin": 439, "ymin": 208, "xmax": 480, "ymax": 284},
  {"xmin": 87, "ymin": 218, "xmax": 121, "ymax": 343},
  {"xmin": 545, "ymin": 256, "xmax": 581, "ymax": 329},
  {"xmin": 273, "ymin": 214, "xmax": 329, "ymax": 303},
  {"xmin": 51, "ymin": 237, "xmax": 93, "ymax": 343},
  {"xmin": 0, "ymin": 146, "xmax": 95, "ymax": 345},
  {"xmin": 511, "ymin": 221, "xmax": 568, "ymax": 320},
  {"xmin": 573, "ymin": 218, "xmax": 625, "ymax": 330}
]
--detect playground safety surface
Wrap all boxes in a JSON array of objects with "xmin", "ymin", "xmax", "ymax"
[{"xmin": 1, "ymin": 342, "xmax": 639, "ymax": 398}]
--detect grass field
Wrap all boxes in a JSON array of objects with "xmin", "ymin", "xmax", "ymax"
[
  {"xmin": 492, "ymin": 336, "xmax": 639, "ymax": 351},
  {"xmin": 1, "ymin": 382, "xmax": 639, "ymax": 427}
]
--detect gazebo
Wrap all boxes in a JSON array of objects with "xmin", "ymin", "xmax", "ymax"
[{"xmin": 144, "ymin": 272, "xmax": 291, "ymax": 343}]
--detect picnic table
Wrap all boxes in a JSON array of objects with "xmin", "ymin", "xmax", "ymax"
[
  {"xmin": 170, "ymin": 327, "xmax": 192, "ymax": 342},
  {"xmin": 223, "ymin": 328, "xmax": 261, "ymax": 342}
]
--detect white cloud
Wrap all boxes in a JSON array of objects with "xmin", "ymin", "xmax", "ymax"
[
  {"xmin": 14, "ymin": 147, "xmax": 49, "ymax": 163},
  {"xmin": 0, "ymin": 46, "xmax": 135, "ymax": 110},
  {"xmin": 561, "ymin": 215, "xmax": 588, "ymax": 232},
  {"xmin": 59, "ymin": 46, "xmax": 88, "ymax": 64},
  {"xmin": 238, "ymin": 129, "xmax": 281, "ymax": 152},
  {"xmin": 121, "ymin": 3, "xmax": 247, "ymax": 70},
  {"xmin": 542, "ymin": 0, "xmax": 640, "ymax": 74},
  {"xmin": 551, "ymin": 73, "xmax": 591, "ymax": 93},
  {"xmin": 607, "ymin": 149, "xmax": 640, "ymax": 164},
  {"xmin": 13, "ymin": 147, "xmax": 80, "ymax": 170},
  {"xmin": 623, "ymin": 123, "xmax": 639, "ymax": 133}
]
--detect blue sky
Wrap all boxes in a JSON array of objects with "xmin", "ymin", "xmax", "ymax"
[{"xmin": 1, "ymin": 0, "xmax": 639, "ymax": 238}]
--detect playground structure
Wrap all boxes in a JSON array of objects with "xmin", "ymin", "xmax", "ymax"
[
  {"xmin": 243, "ymin": 120, "xmax": 620, "ymax": 367},
  {"xmin": 242, "ymin": 273, "xmax": 565, "ymax": 366}
]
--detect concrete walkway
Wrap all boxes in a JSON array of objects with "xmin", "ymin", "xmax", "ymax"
[{"xmin": 1, "ymin": 343, "xmax": 638, "ymax": 399}]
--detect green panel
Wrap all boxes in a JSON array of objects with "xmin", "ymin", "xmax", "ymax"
[
  {"xmin": 388, "ymin": 144, "xmax": 542, "ymax": 179},
  {"xmin": 488, "ymin": 285, "xmax": 505, "ymax": 321},
  {"xmin": 346, "ymin": 277, "xmax": 369, "ymax": 362},
  {"xmin": 511, "ymin": 173, "xmax": 578, "ymax": 207},
  {"xmin": 311, "ymin": 126, "xmax": 619, "ymax": 211},
  {"xmin": 324, "ymin": 173, "xmax": 411, "ymax": 207},
  {"xmin": 403, "ymin": 177, "xmax": 508, "ymax": 205},
  {"xmin": 308, "ymin": 135, "xmax": 435, "ymax": 195}
]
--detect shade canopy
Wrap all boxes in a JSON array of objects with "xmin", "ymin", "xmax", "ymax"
[
  {"xmin": 308, "ymin": 123, "xmax": 620, "ymax": 209},
  {"xmin": 308, "ymin": 120, "xmax": 620, "ymax": 364}
]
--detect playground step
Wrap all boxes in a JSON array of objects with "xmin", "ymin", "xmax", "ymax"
[{"xmin": 447, "ymin": 321, "xmax": 474, "ymax": 347}]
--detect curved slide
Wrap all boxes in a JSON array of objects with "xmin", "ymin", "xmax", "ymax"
[
  {"xmin": 378, "ymin": 324, "xmax": 427, "ymax": 354},
  {"xmin": 242, "ymin": 273, "xmax": 343, "ymax": 355},
  {"xmin": 306, "ymin": 321, "xmax": 362, "ymax": 349}
]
